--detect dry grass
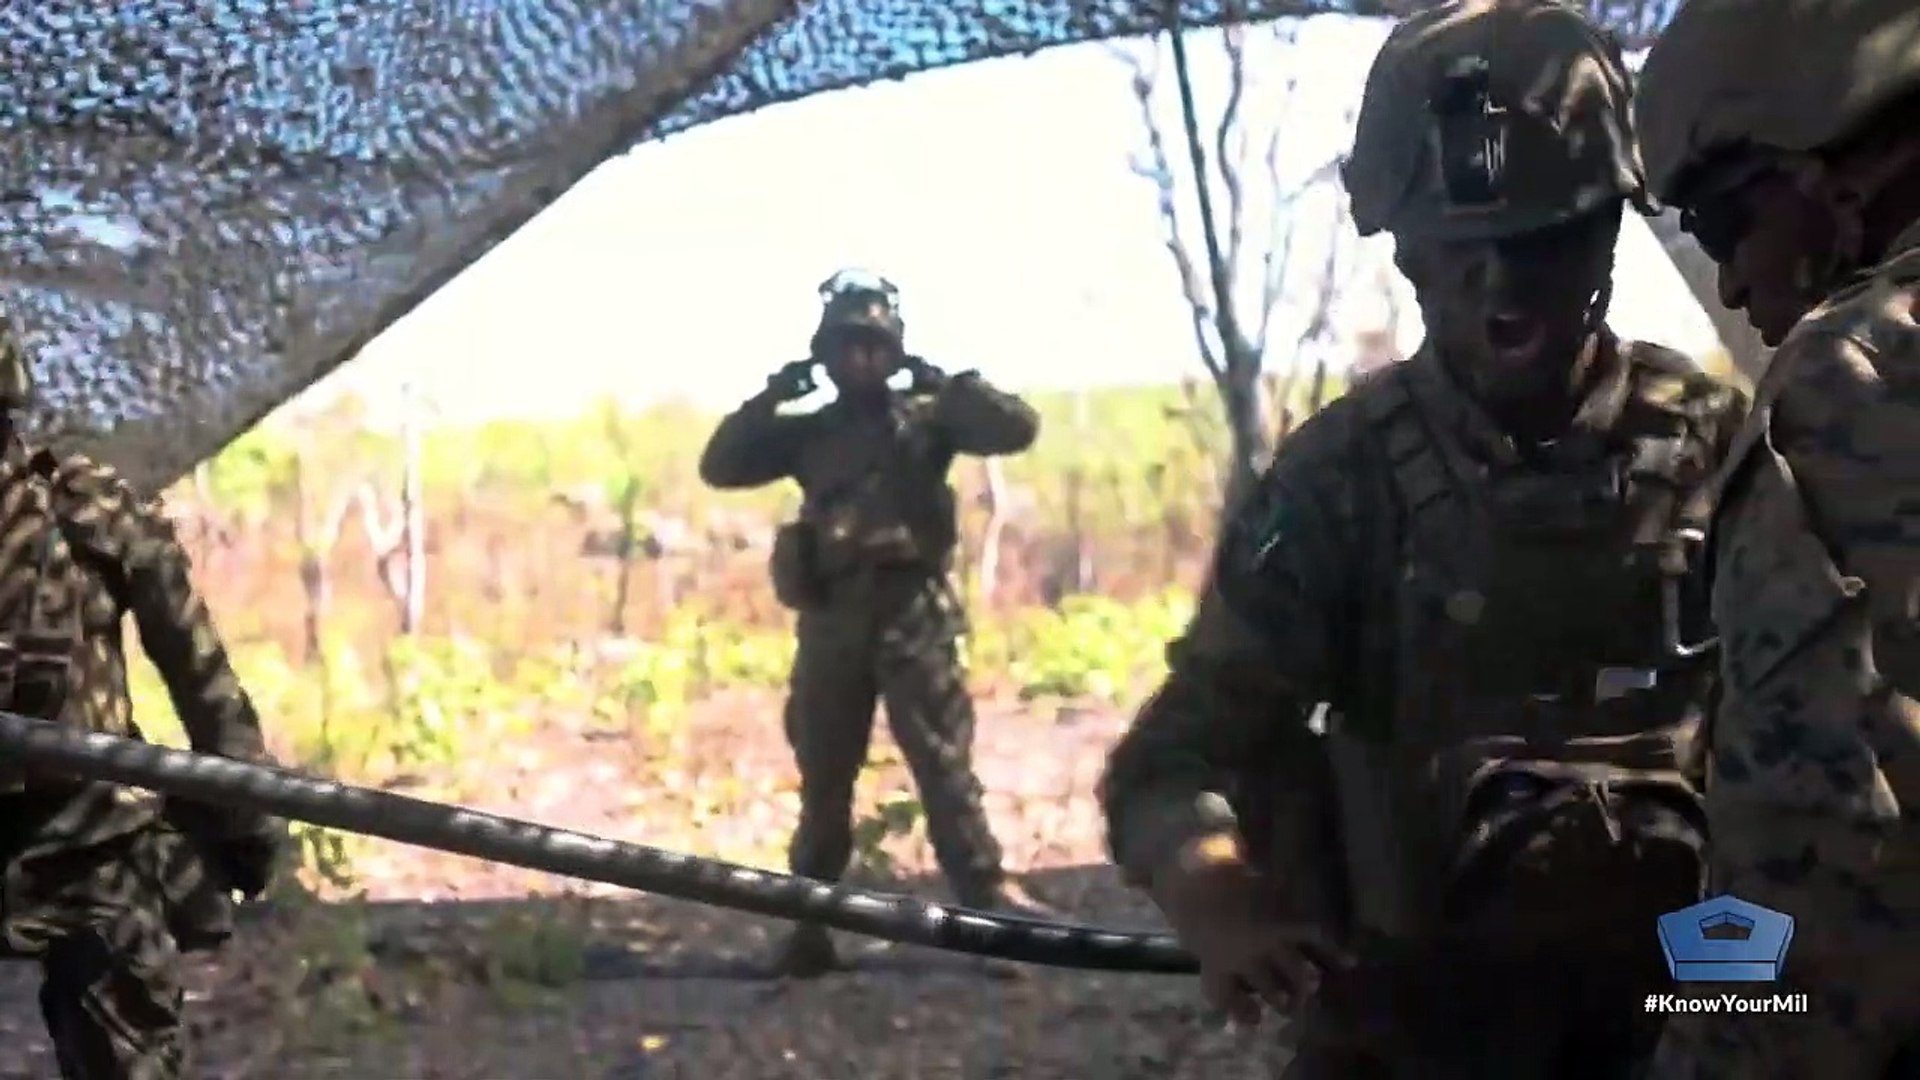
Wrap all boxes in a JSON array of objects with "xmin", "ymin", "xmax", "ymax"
[{"xmin": 0, "ymin": 694, "xmax": 1291, "ymax": 1078}]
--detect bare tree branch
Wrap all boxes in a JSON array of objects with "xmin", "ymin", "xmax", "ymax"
[
  {"xmin": 1118, "ymin": 18, "xmax": 1402, "ymax": 510},
  {"xmin": 1218, "ymin": 24, "xmax": 1250, "ymax": 312},
  {"xmin": 1122, "ymin": 36, "xmax": 1227, "ymax": 384}
]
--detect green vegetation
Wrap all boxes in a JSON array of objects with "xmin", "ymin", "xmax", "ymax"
[
  {"xmin": 111, "ymin": 378, "xmax": 1347, "ymax": 1032},
  {"xmin": 131, "ymin": 381, "xmax": 1316, "ymax": 906}
]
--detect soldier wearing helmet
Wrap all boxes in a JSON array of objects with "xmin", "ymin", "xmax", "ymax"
[
  {"xmin": 0, "ymin": 312, "xmax": 286, "ymax": 1076},
  {"xmin": 1635, "ymin": 2, "xmax": 1920, "ymax": 1077},
  {"xmin": 699, "ymin": 270, "xmax": 1054, "ymax": 978},
  {"xmin": 1100, "ymin": 2, "xmax": 1748, "ymax": 1074}
]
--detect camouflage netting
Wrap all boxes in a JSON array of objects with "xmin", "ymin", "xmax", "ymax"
[{"xmin": 0, "ymin": 0, "xmax": 1680, "ymax": 496}]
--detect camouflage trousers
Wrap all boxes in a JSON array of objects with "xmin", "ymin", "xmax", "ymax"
[
  {"xmin": 782, "ymin": 568, "xmax": 1005, "ymax": 901},
  {"xmin": 1, "ymin": 789, "xmax": 209, "ymax": 1080}
]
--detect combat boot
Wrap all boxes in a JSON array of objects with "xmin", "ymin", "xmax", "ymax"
[
  {"xmin": 957, "ymin": 876, "xmax": 1062, "ymax": 920},
  {"xmin": 769, "ymin": 922, "xmax": 843, "ymax": 979},
  {"xmin": 951, "ymin": 877, "xmax": 1062, "ymax": 981}
]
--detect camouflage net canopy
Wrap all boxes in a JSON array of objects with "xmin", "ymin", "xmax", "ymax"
[{"xmin": 0, "ymin": 0, "xmax": 1680, "ymax": 495}]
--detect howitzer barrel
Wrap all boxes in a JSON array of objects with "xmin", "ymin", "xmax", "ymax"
[{"xmin": 0, "ymin": 712, "xmax": 1198, "ymax": 974}]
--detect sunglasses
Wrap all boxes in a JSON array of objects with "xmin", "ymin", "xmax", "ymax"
[{"xmin": 1678, "ymin": 156, "xmax": 1782, "ymax": 263}]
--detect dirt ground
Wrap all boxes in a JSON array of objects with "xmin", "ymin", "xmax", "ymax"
[{"xmin": 0, "ymin": 693, "xmax": 1297, "ymax": 1079}]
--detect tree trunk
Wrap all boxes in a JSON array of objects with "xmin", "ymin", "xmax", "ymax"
[
  {"xmin": 976, "ymin": 458, "xmax": 1007, "ymax": 609},
  {"xmin": 607, "ymin": 524, "xmax": 637, "ymax": 636},
  {"xmin": 291, "ymin": 456, "xmax": 325, "ymax": 668},
  {"xmin": 1218, "ymin": 350, "xmax": 1266, "ymax": 518},
  {"xmin": 397, "ymin": 379, "xmax": 426, "ymax": 635}
]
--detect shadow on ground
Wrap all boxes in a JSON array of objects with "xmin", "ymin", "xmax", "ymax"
[
  {"xmin": 316, "ymin": 861, "xmax": 1174, "ymax": 981},
  {"xmin": 0, "ymin": 863, "xmax": 1293, "ymax": 1080}
]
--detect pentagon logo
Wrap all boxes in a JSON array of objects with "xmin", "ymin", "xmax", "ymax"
[{"xmin": 1657, "ymin": 894, "xmax": 1794, "ymax": 983}]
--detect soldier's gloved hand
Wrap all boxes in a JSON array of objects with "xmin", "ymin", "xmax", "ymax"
[
  {"xmin": 766, "ymin": 359, "xmax": 816, "ymax": 401},
  {"xmin": 164, "ymin": 798, "xmax": 287, "ymax": 900},
  {"xmin": 1152, "ymin": 833, "xmax": 1353, "ymax": 1027},
  {"xmin": 901, "ymin": 355, "xmax": 948, "ymax": 391},
  {"xmin": 214, "ymin": 826, "xmax": 285, "ymax": 900}
]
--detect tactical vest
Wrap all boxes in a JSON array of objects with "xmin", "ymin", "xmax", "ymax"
[
  {"xmin": 0, "ymin": 450, "xmax": 84, "ymax": 794},
  {"xmin": 802, "ymin": 395, "xmax": 957, "ymax": 575},
  {"xmin": 1326, "ymin": 347, "xmax": 1724, "ymax": 949}
]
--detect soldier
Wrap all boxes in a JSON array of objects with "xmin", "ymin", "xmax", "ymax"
[
  {"xmin": 0, "ymin": 312, "xmax": 286, "ymax": 1077},
  {"xmin": 1634, "ymin": 2, "xmax": 1920, "ymax": 1076},
  {"xmin": 699, "ymin": 269, "xmax": 1054, "ymax": 978},
  {"xmin": 1100, "ymin": 2, "xmax": 1749, "ymax": 1076}
]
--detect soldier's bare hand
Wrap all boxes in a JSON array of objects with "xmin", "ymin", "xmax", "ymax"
[
  {"xmin": 1189, "ymin": 916, "xmax": 1348, "ymax": 1026},
  {"xmin": 1151, "ymin": 833, "xmax": 1353, "ymax": 1027}
]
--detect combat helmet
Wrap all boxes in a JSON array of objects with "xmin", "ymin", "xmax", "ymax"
[
  {"xmin": 810, "ymin": 268, "xmax": 904, "ymax": 360},
  {"xmin": 1636, "ymin": 0, "xmax": 1920, "ymax": 209},
  {"xmin": 1344, "ymin": 0, "xmax": 1649, "ymax": 243}
]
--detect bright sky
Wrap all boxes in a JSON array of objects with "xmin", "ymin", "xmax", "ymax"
[{"xmin": 325, "ymin": 16, "xmax": 1723, "ymax": 426}]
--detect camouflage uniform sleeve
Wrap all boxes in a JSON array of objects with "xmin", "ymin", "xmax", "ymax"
[
  {"xmin": 930, "ymin": 370, "xmax": 1039, "ymax": 456},
  {"xmin": 1100, "ymin": 401, "xmax": 1365, "ymax": 889},
  {"xmin": 1767, "ymin": 302, "xmax": 1920, "ymax": 694},
  {"xmin": 57, "ymin": 459, "xmax": 268, "ymax": 763},
  {"xmin": 1684, "ymin": 367, "xmax": 1753, "ymax": 468},
  {"xmin": 697, "ymin": 391, "xmax": 813, "ymax": 489}
]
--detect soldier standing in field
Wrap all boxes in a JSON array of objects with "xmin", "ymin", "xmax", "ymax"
[
  {"xmin": 1635, "ymin": 2, "xmax": 1920, "ymax": 1076},
  {"xmin": 0, "ymin": 311, "xmax": 286, "ymax": 1078},
  {"xmin": 699, "ymin": 269, "xmax": 1055, "ymax": 978},
  {"xmin": 1100, "ymin": 2, "xmax": 1749, "ymax": 1076}
]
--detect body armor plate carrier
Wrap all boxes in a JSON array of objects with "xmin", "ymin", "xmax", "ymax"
[{"xmin": 1328, "ymin": 345, "xmax": 1725, "ymax": 953}]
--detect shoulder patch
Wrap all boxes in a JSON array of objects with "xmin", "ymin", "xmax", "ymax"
[
  {"xmin": 1222, "ymin": 396, "xmax": 1372, "ymax": 578},
  {"xmin": 1228, "ymin": 479, "xmax": 1292, "ymax": 573}
]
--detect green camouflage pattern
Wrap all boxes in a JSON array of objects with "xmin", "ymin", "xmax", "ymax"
[
  {"xmin": 0, "ymin": 313, "xmax": 279, "ymax": 1077},
  {"xmin": 1647, "ymin": 225, "xmax": 1920, "ymax": 1079},
  {"xmin": 1, "ymin": 806, "xmax": 194, "ymax": 1079},
  {"xmin": 700, "ymin": 366, "xmax": 1037, "ymax": 905},
  {"xmin": 1102, "ymin": 340, "xmax": 1746, "ymax": 1075},
  {"xmin": 785, "ymin": 573, "xmax": 1003, "ymax": 894}
]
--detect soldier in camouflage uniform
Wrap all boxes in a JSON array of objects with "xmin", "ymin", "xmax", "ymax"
[
  {"xmin": 0, "ymin": 312, "xmax": 285, "ymax": 1078},
  {"xmin": 1100, "ymin": 3, "xmax": 1750, "ymax": 1076},
  {"xmin": 1635, "ymin": 2, "xmax": 1920, "ymax": 1076},
  {"xmin": 699, "ymin": 270, "xmax": 1054, "ymax": 977}
]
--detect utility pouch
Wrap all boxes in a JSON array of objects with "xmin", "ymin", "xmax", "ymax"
[{"xmin": 769, "ymin": 520, "xmax": 830, "ymax": 611}]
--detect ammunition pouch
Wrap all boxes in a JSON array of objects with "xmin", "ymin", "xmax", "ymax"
[
  {"xmin": 1336, "ymin": 353, "xmax": 1720, "ymax": 947},
  {"xmin": 0, "ymin": 634, "xmax": 73, "ymax": 794},
  {"xmin": 1440, "ymin": 756, "xmax": 1707, "ymax": 948},
  {"xmin": 769, "ymin": 520, "xmax": 830, "ymax": 611}
]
